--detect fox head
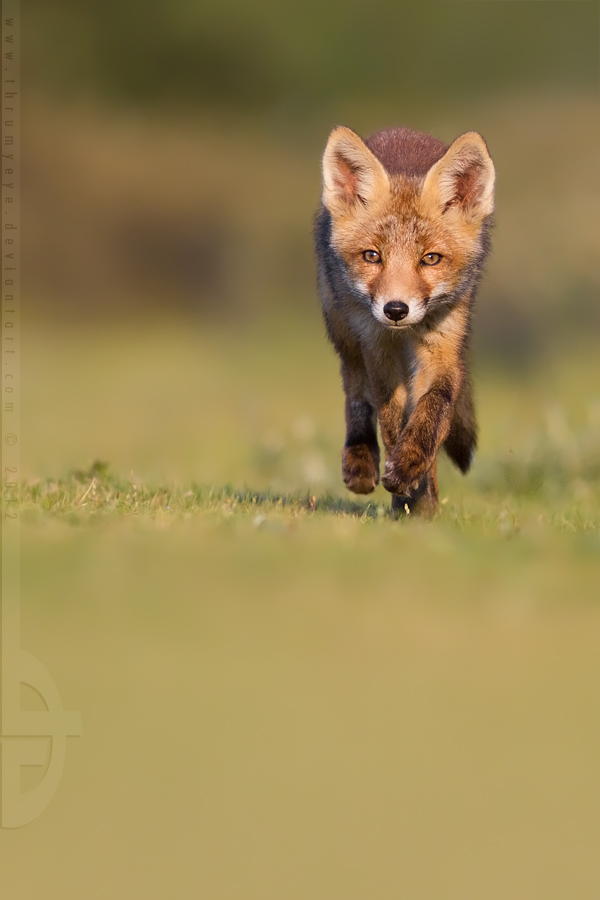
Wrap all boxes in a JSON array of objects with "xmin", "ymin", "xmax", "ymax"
[{"xmin": 321, "ymin": 126, "xmax": 495, "ymax": 329}]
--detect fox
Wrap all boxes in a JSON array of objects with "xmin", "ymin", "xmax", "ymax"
[{"xmin": 315, "ymin": 124, "xmax": 495, "ymax": 516}]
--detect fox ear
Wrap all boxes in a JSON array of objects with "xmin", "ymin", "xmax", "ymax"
[
  {"xmin": 322, "ymin": 126, "xmax": 390, "ymax": 215},
  {"xmin": 422, "ymin": 132, "xmax": 495, "ymax": 221}
]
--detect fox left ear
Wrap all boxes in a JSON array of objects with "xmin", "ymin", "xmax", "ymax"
[
  {"xmin": 322, "ymin": 126, "xmax": 390, "ymax": 216},
  {"xmin": 421, "ymin": 132, "xmax": 495, "ymax": 222}
]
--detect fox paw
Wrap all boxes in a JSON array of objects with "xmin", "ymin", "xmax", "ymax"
[
  {"xmin": 391, "ymin": 490, "xmax": 438, "ymax": 519},
  {"xmin": 381, "ymin": 447, "xmax": 429, "ymax": 496},
  {"xmin": 342, "ymin": 444, "xmax": 380, "ymax": 495}
]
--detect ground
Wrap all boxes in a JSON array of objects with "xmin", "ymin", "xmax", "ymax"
[{"xmin": 2, "ymin": 314, "xmax": 600, "ymax": 899}]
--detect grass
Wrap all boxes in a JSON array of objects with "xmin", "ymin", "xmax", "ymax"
[
  {"xmin": 15, "ymin": 315, "xmax": 600, "ymax": 604},
  {"xmin": 3, "ymin": 315, "xmax": 600, "ymax": 899},
  {"xmin": 12, "ymin": 312, "xmax": 600, "ymax": 619},
  {"xmin": 18, "ymin": 436, "xmax": 600, "ymax": 530}
]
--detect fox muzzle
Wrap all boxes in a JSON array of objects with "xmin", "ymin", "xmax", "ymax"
[{"xmin": 383, "ymin": 301, "xmax": 409, "ymax": 322}]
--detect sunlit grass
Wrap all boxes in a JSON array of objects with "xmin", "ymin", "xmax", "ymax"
[
  {"xmin": 9, "ymin": 314, "xmax": 600, "ymax": 611},
  {"xmin": 12, "ymin": 315, "xmax": 600, "ymax": 532},
  {"xmin": 15, "ymin": 313, "xmax": 600, "ymax": 544},
  {"xmin": 14, "ymin": 451, "xmax": 600, "ymax": 536}
]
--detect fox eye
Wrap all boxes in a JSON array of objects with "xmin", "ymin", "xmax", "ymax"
[
  {"xmin": 421, "ymin": 252, "xmax": 443, "ymax": 266},
  {"xmin": 362, "ymin": 250, "xmax": 381, "ymax": 264}
]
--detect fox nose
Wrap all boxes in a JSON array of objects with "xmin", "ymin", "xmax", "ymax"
[{"xmin": 383, "ymin": 301, "xmax": 409, "ymax": 322}]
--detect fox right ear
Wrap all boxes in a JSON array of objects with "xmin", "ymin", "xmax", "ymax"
[
  {"xmin": 322, "ymin": 127, "xmax": 390, "ymax": 216},
  {"xmin": 421, "ymin": 132, "xmax": 495, "ymax": 222}
]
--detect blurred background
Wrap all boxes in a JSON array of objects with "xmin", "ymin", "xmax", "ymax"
[
  {"xmin": 22, "ymin": 0, "xmax": 599, "ymax": 357},
  {"xmin": 6, "ymin": 3, "xmax": 600, "ymax": 899},
  {"xmin": 19, "ymin": 0, "xmax": 600, "ymax": 487}
]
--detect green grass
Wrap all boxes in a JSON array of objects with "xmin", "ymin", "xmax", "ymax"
[
  {"xmin": 12, "ymin": 313, "xmax": 600, "ymax": 621},
  {"xmin": 18, "ymin": 436, "xmax": 600, "ymax": 530},
  {"xmin": 15, "ymin": 315, "xmax": 600, "ymax": 602}
]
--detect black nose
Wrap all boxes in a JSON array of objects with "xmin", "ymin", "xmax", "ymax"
[{"xmin": 383, "ymin": 301, "xmax": 409, "ymax": 322}]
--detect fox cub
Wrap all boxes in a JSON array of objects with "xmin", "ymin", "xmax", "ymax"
[{"xmin": 315, "ymin": 125, "xmax": 495, "ymax": 515}]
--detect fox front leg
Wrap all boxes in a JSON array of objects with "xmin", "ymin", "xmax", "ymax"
[
  {"xmin": 382, "ymin": 377, "xmax": 455, "ymax": 511},
  {"xmin": 340, "ymin": 362, "xmax": 380, "ymax": 494}
]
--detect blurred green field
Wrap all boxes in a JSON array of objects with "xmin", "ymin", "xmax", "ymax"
[{"xmin": 3, "ymin": 318, "xmax": 599, "ymax": 899}]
